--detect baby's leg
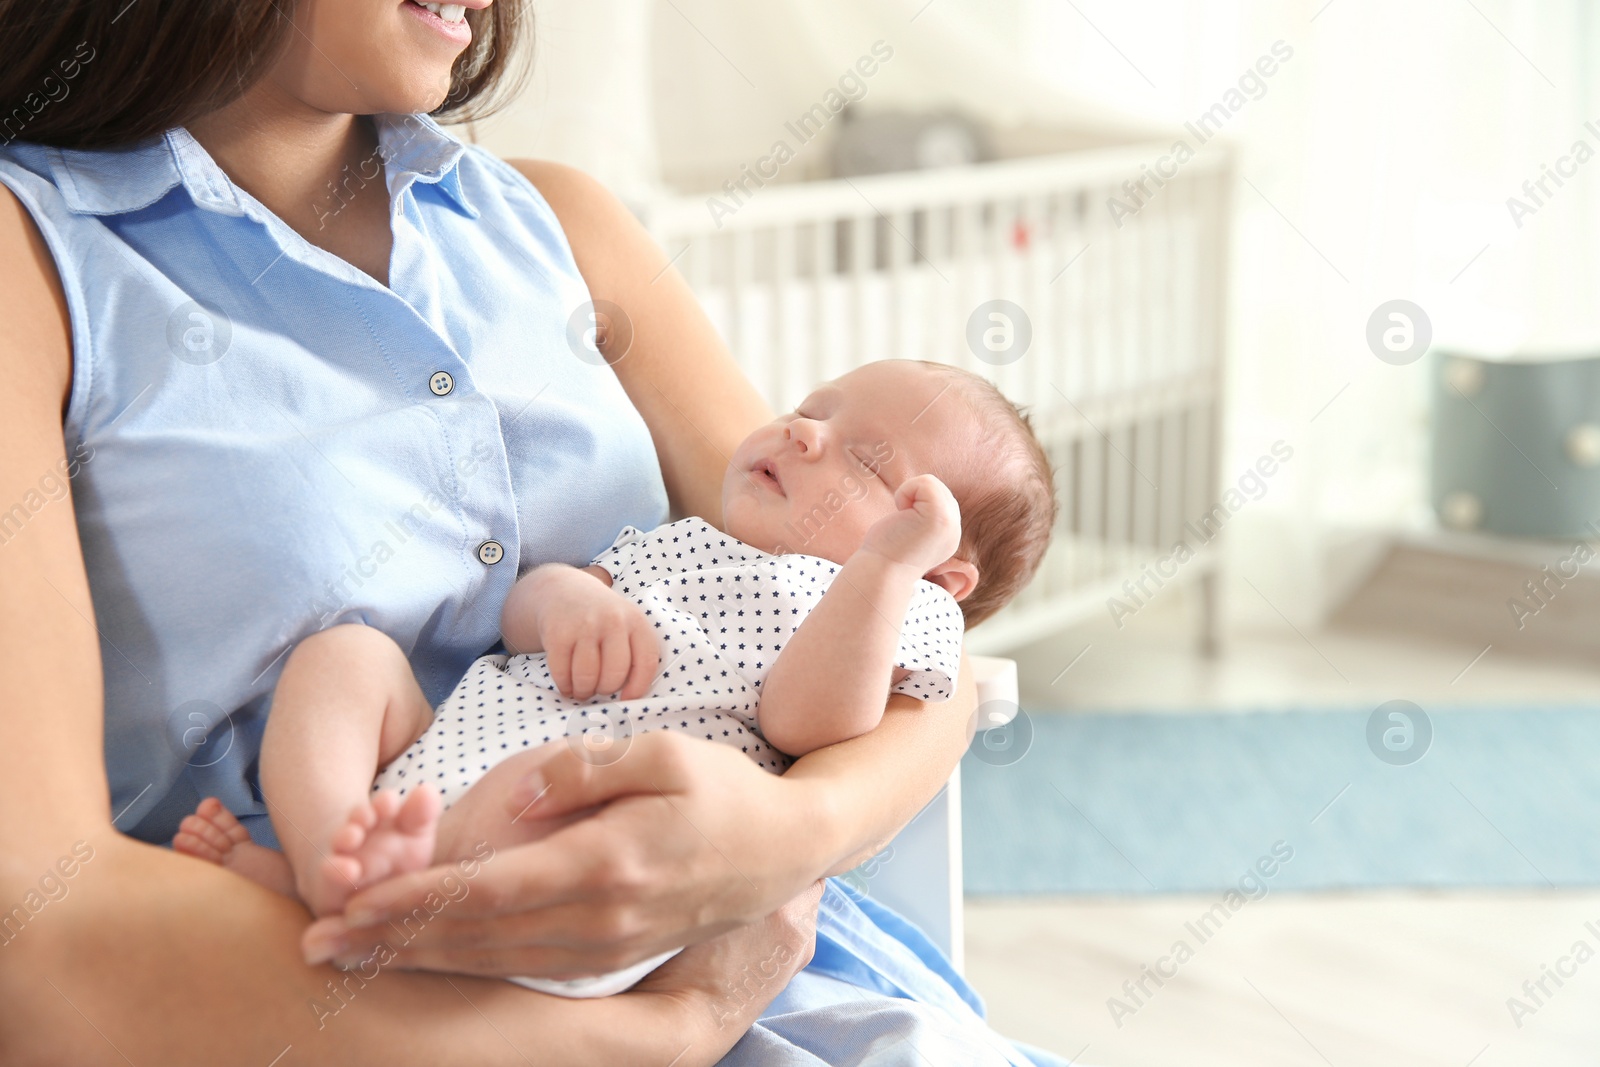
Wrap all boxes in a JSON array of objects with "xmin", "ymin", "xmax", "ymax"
[{"xmin": 259, "ymin": 624, "xmax": 441, "ymax": 916}]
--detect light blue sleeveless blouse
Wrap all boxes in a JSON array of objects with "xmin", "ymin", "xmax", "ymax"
[{"xmin": 0, "ymin": 113, "xmax": 669, "ymax": 845}]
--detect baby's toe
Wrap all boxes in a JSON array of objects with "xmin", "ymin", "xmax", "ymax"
[
  {"xmin": 320, "ymin": 853, "xmax": 364, "ymax": 894},
  {"xmin": 191, "ymin": 797, "xmax": 252, "ymax": 844},
  {"xmin": 194, "ymin": 796, "xmax": 226, "ymax": 820},
  {"xmin": 394, "ymin": 784, "xmax": 441, "ymax": 835},
  {"xmin": 330, "ymin": 820, "xmax": 368, "ymax": 855},
  {"xmin": 369, "ymin": 790, "xmax": 402, "ymax": 824},
  {"xmin": 178, "ymin": 812, "xmax": 236, "ymax": 856},
  {"xmin": 172, "ymin": 830, "xmax": 222, "ymax": 863}
]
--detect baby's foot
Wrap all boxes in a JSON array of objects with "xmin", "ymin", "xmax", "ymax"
[
  {"xmin": 302, "ymin": 785, "xmax": 441, "ymax": 918},
  {"xmin": 173, "ymin": 797, "xmax": 297, "ymax": 897}
]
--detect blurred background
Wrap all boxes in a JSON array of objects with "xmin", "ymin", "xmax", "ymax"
[{"xmin": 464, "ymin": 1, "xmax": 1600, "ymax": 1062}]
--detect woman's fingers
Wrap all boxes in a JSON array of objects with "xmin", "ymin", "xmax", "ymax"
[
  {"xmin": 340, "ymin": 797, "xmax": 661, "ymax": 930},
  {"xmin": 323, "ymin": 735, "xmax": 812, "ymax": 981},
  {"xmin": 777, "ymin": 878, "xmax": 825, "ymax": 967},
  {"xmin": 338, "ymin": 849, "xmax": 577, "ymax": 931},
  {"xmin": 320, "ymin": 817, "xmax": 705, "ymax": 974},
  {"xmin": 317, "ymin": 878, "xmax": 822, "ymax": 980},
  {"xmin": 330, "ymin": 893, "xmax": 725, "ymax": 976},
  {"xmin": 633, "ymin": 880, "xmax": 824, "ymax": 1012},
  {"xmin": 502, "ymin": 729, "xmax": 702, "ymax": 822}
]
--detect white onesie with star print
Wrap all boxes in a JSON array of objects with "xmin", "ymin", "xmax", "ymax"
[{"xmin": 372, "ymin": 516, "xmax": 965, "ymax": 996}]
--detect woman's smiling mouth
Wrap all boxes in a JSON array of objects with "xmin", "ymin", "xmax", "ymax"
[{"xmin": 403, "ymin": 0, "xmax": 472, "ymax": 42}]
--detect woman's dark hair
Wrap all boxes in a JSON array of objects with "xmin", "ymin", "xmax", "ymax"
[{"xmin": 0, "ymin": 0, "xmax": 531, "ymax": 149}]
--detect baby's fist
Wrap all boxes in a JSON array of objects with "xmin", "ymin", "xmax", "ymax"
[
  {"xmin": 539, "ymin": 578, "xmax": 660, "ymax": 701},
  {"xmin": 861, "ymin": 473, "xmax": 962, "ymax": 574}
]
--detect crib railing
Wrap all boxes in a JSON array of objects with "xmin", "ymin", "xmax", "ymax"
[{"xmin": 640, "ymin": 143, "xmax": 1231, "ymax": 654}]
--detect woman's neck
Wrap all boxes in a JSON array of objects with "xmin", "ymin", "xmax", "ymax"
[{"xmin": 186, "ymin": 83, "xmax": 395, "ymax": 285}]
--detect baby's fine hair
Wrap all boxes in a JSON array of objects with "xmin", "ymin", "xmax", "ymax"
[{"xmin": 916, "ymin": 361, "xmax": 1059, "ymax": 628}]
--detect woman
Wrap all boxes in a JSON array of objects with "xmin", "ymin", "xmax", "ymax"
[{"xmin": 0, "ymin": 2, "xmax": 1061, "ymax": 1064}]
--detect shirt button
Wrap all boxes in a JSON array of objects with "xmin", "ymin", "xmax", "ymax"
[
  {"xmin": 429, "ymin": 371, "xmax": 454, "ymax": 396},
  {"xmin": 477, "ymin": 540, "xmax": 504, "ymax": 565}
]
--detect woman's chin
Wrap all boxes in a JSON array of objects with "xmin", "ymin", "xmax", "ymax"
[{"xmin": 404, "ymin": 71, "xmax": 462, "ymax": 114}]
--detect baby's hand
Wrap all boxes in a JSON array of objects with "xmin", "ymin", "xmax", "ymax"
[
  {"xmin": 536, "ymin": 570, "xmax": 660, "ymax": 701},
  {"xmin": 860, "ymin": 473, "xmax": 962, "ymax": 575}
]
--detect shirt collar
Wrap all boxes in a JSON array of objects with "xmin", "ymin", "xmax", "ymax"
[{"xmin": 46, "ymin": 111, "xmax": 477, "ymax": 220}]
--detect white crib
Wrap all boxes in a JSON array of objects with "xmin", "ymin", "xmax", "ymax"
[{"xmin": 640, "ymin": 142, "xmax": 1232, "ymax": 656}]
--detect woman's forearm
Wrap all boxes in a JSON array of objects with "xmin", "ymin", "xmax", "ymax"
[
  {"xmin": 783, "ymin": 647, "xmax": 977, "ymax": 876},
  {"xmin": 0, "ymin": 836, "xmax": 740, "ymax": 1067}
]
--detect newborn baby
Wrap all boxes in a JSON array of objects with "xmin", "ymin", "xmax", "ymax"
[{"xmin": 173, "ymin": 358, "xmax": 1058, "ymax": 996}]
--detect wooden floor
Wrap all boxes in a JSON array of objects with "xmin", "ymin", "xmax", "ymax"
[
  {"xmin": 969, "ymin": 588, "xmax": 1600, "ymax": 1066},
  {"xmin": 966, "ymin": 891, "xmax": 1600, "ymax": 1066}
]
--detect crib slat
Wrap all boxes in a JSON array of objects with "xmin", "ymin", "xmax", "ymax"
[
  {"xmin": 728, "ymin": 229, "xmax": 758, "ymax": 396},
  {"xmin": 849, "ymin": 213, "xmax": 872, "ymax": 372},
  {"xmin": 768, "ymin": 224, "xmax": 792, "ymax": 410},
  {"xmin": 1081, "ymin": 418, "xmax": 1105, "ymax": 585},
  {"xmin": 956, "ymin": 200, "xmax": 985, "ymax": 376},
  {"xmin": 923, "ymin": 203, "xmax": 950, "ymax": 363},
  {"xmin": 811, "ymin": 218, "xmax": 832, "ymax": 389}
]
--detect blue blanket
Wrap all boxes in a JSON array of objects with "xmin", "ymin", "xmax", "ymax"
[{"xmin": 721, "ymin": 879, "xmax": 1070, "ymax": 1066}]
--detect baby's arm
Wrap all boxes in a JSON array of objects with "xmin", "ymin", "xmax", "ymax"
[
  {"xmin": 500, "ymin": 562, "xmax": 659, "ymax": 700},
  {"xmin": 758, "ymin": 475, "xmax": 961, "ymax": 756},
  {"xmin": 501, "ymin": 563, "xmax": 614, "ymax": 654}
]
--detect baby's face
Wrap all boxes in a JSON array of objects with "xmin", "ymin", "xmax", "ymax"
[{"xmin": 722, "ymin": 361, "xmax": 970, "ymax": 565}]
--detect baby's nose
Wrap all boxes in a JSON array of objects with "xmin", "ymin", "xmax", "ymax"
[{"xmin": 785, "ymin": 420, "xmax": 821, "ymax": 454}]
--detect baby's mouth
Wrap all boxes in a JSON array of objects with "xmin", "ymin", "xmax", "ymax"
[{"xmin": 757, "ymin": 461, "xmax": 784, "ymax": 495}]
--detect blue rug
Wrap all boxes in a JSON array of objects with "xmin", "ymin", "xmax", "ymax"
[{"xmin": 960, "ymin": 707, "xmax": 1600, "ymax": 894}]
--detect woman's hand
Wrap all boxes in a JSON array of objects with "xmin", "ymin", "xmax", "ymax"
[
  {"xmin": 633, "ymin": 880, "xmax": 823, "ymax": 1030},
  {"xmin": 304, "ymin": 732, "xmax": 836, "ymax": 977}
]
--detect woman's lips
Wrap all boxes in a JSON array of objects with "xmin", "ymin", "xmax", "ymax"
[{"xmin": 402, "ymin": 0, "xmax": 473, "ymax": 44}]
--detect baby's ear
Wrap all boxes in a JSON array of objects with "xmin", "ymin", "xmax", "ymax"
[{"xmin": 923, "ymin": 557, "xmax": 978, "ymax": 602}]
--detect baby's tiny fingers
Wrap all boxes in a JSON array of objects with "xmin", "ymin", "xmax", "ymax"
[
  {"xmin": 569, "ymin": 638, "xmax": 601, "ymax": 700},
  {"xmin": 595, "ymin": 628, "xmax": 632, "ymax": 697},
  {"xmin": 620, "ymin": 626, "xmax": 659, "ymax": 700},
  {"xmin": 547, "ymin": 639, "xmax": 575, "ymax": 696}
]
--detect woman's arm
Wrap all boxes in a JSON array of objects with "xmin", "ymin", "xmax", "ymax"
[
  {"xmin": 309, "ymin": 163, "xmax": 977, "ymax": 977},
  {"xmin": 0, "ymin": 186, "xmax": 811, "ymax": 1067}
]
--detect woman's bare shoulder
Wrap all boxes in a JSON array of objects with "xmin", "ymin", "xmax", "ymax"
[
  {"xmin": 502, "ymin": 159, "xmax": 661, "ymax": 285},
  {"xmin": 503, "ymin": 158, "xmax": 614, "ymax": 217},
  {"xmin": 0, "ymin": 183, "xmax": 72, "ymax": 415}
]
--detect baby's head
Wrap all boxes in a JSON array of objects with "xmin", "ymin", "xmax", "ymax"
[{"xmin": 722, "ymin": 359, "xmax": 1058, "ymax": 628}]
